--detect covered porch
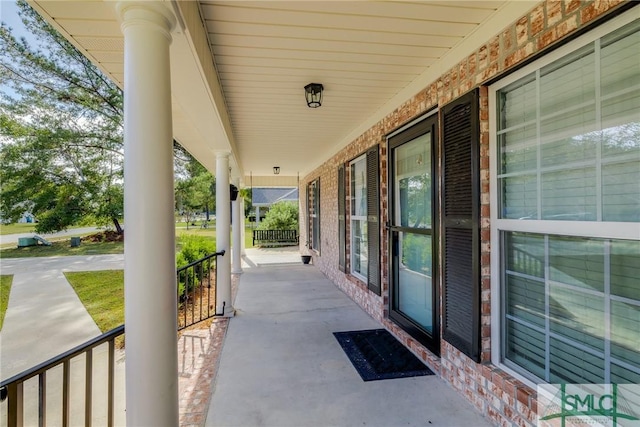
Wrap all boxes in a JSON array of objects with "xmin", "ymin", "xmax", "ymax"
[
  {"xmin": 18, "ymin": 1, "xmax": 538, "ymax": 423},
  {"xmin": 6, "ymin": 1, "xmax": 638, "ymax": 426},
  {"xmin": 188, "ymin": 250, "xmax": 491, "ymax": 427}
]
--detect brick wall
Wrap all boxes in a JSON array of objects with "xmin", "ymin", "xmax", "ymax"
[{"xmin": 299, "ymin": 2, "xmax": 632, "ymax": 426}]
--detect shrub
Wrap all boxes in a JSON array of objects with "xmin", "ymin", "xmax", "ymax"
[
  {"xmin": 176, "ymin": 235, "xmax": 215, "ymax": 299},
  {"xmin": 178, "ymin": 234, "xmax": 216, "ymax": 263},
  {"xmin": 257, "ymin": 201, "xmax": 299, "ymax": 231}
]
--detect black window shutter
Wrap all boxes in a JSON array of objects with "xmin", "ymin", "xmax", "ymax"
[
  {"xmin": 441, "ymin": 89, "xmax": 481, "ymax": 362},
  {"xmin": 306, "ymin": 183, "xmax": 312, "ymax": 250},
  {"xmin": 316, "ymin": 179, "xmax": 321, "ymax": 253},
  {"xmin": 338, "ymin": 164, "xmax": 346, "ymax": 272},
  {"xmin": 366, "ymin": 146, "xmax": 380, "ymax": 295}
]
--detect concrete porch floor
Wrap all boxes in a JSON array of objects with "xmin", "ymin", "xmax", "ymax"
[{"xmin": 205, "ymin": 259, "xmax": 492, "ymax": 427}]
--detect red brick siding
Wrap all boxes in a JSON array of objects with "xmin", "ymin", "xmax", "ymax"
[{"xmin": 299, "ymin": 2, "xmax": 632, "ymax": 426}]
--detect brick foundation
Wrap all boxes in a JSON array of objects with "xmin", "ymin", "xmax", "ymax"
[{"xmin": 299, "ymin": 2, "xmax": 634, "ymax": 426}]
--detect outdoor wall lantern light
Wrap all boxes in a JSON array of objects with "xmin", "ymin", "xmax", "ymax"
[
  {"xmin": 273, "ymin": 166, "xmax": 280, "ymax": 175},
  {"xmin": 230, "ymin": 184, "xmax": 239, "ymax": 201},
  {"xmin": 304, "ymin": 83, "xmax": 323, "ymax": 108}
]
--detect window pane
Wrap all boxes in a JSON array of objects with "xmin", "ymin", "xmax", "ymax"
[
  {"xmin": 611, "ymin": 363, "xmax": 640, "ymax": 384},
  {"xmin": 549, "ymin": 236, "xmax": 604, "ymax": 291},
  {"xmin": 501, "ymin": 174, "xmax": 537, "ymax": 219},
  {"xmin": 602, "ymin": 160, "xmax": 640, "ymax": 222},
  {"xmin": 351, "ymin": 220, "xmax": 368, "ymax": 278},
  {"xmin": 499, "ymin": 75, "xmax": 536, "ymax": 129},
  {"xmin": 394, "ymin": 134, "xmax": 431, "ymax": 228},
  {"xmin": 601, "ymin": 90, "xmax": 640, "ymax": 137},
  {"xmin": 549, "ymin": 285, "xmax": 604, "ymax": 352},
  {"xmin": 506, "ymin": 275, "xmax": 545, "ymax": 327},
  {"xmin": 505, "ymin": 232, "xmax": 544, "ymax": 278},
  {"xmin": 540, "ymin": 127, "xmax": 598, "ymax": 168},
  {"xmin": 541, "ymin": 167, "xmax": 597, "ymax": 220},
  {"xmin": 601, "ymin": 20, "xmax": 640, "ymax": 98},
  {"xmin": 611, "ymin": 239, "xmax": 640, "ymax": 300},
  {"xmin": 549, "ymin": 338, "xmax": 604, "ymax": 384},
  {"xmin": 540, "ymin": 45, "xmax": 595, "ymax": 117},
  {"xmin": 398, "ymin": 232, "xmax": 433, "ymax": 333},
  {"xmin": 499, "ymin": 125, "xmax": 537, "ymax": 174},
  {"xmin": 611, "ymin": 300, "xmax": 640, "ymax": 368},
  {"xmin": 505, "ymin": 319, "xmax": 546, "ymax": 380},
  {"xmin": 351, "ymin": 157, "xmax": 367, "ymax": 217}
]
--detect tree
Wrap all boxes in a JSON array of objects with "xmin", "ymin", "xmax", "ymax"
[
  {"xmin": 239, "ymin": 188, "xmax": 252, "ymax": 217},
  {"xmin": 0, "ymin": 1, "xmax": 124, "ymax": 233},
  {"xmin": 175, "ymin": 153, "xmax": 215, "ymax": 229},
  {"xmin": 0, "ymin": 2, "xmax": 205, "ymax": 234},
  {"xmin": 257, "ymin": 201, "xmax": 299, "ymax": 231}
]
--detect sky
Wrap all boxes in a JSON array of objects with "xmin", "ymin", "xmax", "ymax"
[
  {"xmin": 1, "ymin": 0, "xmax": 41, "ymax": 101},
  {"xmin": 0, "ymin": 0, "xmax": 31, "ymax": 41}
]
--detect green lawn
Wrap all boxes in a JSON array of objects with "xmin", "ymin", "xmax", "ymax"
[
  {"xmin": 0, "ymin": 223, "xmax": 36, "ymax": 235},
  {"xmin": 1, "ymin": 275, "xmax": 13, "ymax": 330},
  {"xmin": 0, "ymin": 239, "xmax": 124, "ymax": 258},
  {"xmin": 0, "ymin": 222, "xmax": 98, "ymax": 235},
  {"xmin": 0, "ymin": 225, "xmax": 256, "ymax": 258},
  {"xmin": 64, "ymin": 270, "xmax": 124, "ymax": 333}
]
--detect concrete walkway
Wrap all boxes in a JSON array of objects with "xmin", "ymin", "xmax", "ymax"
[
  {"xmin": 205, "ymin": 264, "xmax": 491, "ymax": 427},
  {"xmin": 0, "ymin": 254, "xmax": 126, "ymax": 426},
  {"xmin": 0, "ymin": 254, "xmax": 124, "ymax": 379}
]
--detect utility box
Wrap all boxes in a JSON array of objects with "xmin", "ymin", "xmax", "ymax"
[
  {"xmin": 17, "ymin": 237, "xmax": 37, "ymax": 247},
  {"xmin": 70, "ymin": 237, "xmax": 81, "ymax": 247}
]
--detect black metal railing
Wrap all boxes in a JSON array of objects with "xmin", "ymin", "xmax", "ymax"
[
  {"xmin": 0, "ymin": 250, "xmax": 226, "ymax": 426},
  {"xmin": 0, "ymin": 325, "xmax": 124, "ymax": 427},
  {"xmin": 177, "ymin": 250, "xmax": 225, "ymax": 330}
]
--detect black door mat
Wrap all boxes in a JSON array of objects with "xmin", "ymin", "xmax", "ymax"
[{"xmin": 333, "ymin": 328, "xmax": 434, "ymax": 381}]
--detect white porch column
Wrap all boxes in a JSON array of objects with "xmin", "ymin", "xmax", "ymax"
[
  {"xmin": 117, "ymin": 2, "xmax": 177, "ymax": 426},
  {"xmin": 240, "ymin": 197, "xmax": 246, "ymax": 256},
  {"xmin": 216, "ymin": 152, "xmax": 234, "ymax": 315},
  {"xmin": 232, "ymin": 193, "xmax": 243, "ymax": 274},
  {"xmin": 255, "ymin": 206, "xmax": 260, "ymax": 224}
]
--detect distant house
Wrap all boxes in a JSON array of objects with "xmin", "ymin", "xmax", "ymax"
[{"xmin": 250, "ymin": 187, "xmax": 298, "ymax": 223}]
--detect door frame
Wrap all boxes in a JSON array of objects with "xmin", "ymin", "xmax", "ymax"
[{"xmin": 387, "ymin": 112, "xmax": 440, "ymax": 356}]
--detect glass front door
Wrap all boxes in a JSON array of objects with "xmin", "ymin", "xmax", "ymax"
[{"xmin": 389, "ymin": 115, "xmax": 439, "ymax": 354}]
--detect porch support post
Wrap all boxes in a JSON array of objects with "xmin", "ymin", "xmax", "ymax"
[
  {"xmin": 256, "ymin": 206, "xmax": 260, "ymax": 224},
  {"xmin": 117, "ymin": 2, "xmax": 177, "ymax": 426},
  {"xmin": 232, "ymin": 191, "xmax": 243, "ymax": 274},
  {"xmin": 216, "ymin": 152, "xmax": 234, "ymax": 316},
  {"xmin": 240, "ymin": 197, "xmax": 246, "ymax": 256}
]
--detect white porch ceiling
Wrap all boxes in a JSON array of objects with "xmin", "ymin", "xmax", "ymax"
[{"xmin": 28, "ymin": 0, "xmax": 536, "ymax": 186}]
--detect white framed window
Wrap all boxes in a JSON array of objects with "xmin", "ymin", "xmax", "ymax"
[
  {"xmin": 350, "ymin": 155, "xmax": 368, "ymax": 281},
  {"xmin": 490, "ymin": 13, "xmax": 640, "ymax": 386}
]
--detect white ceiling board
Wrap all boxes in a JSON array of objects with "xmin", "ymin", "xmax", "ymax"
[
  {"xmin": 201, "ymin": 3, "xmax": 479, "ymax": 36},
  {"xmin": 215, "ymin": 56, "xmax": 426, "ymax": 75},
  {"xmin": 54, "ymin": 18, "xmax": 122, "ymax": 37},
  {"xmin": 210, "ymin": 34, "xmax": 449, "ymax": 58},
  {"xmin": 212, "ymin": 46, "xmax": 434, "ymax": 67},
  {"xmin": 229, "ymin": 1, "xmax": 498, "ymax": 24},
  {"xmin": 206, "ymin": 21, "xmax": 462, "ymax": 48}
]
